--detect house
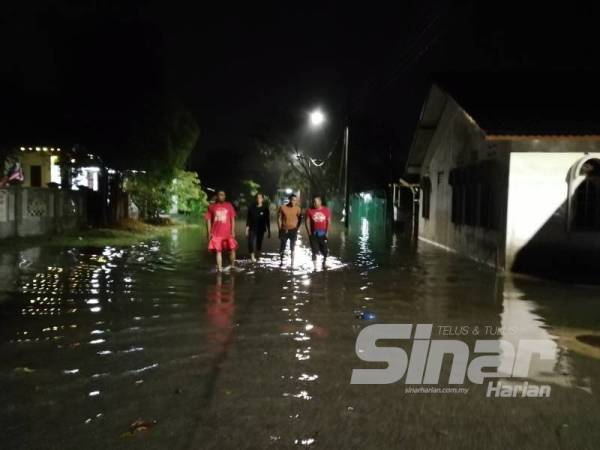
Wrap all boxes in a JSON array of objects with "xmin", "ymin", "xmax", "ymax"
[
  {"xmin": 406, "ymin": 73, "xmax": 600, "ymax": 277},
  {"xmin": 13, "ymin": 146, "xmax": 101, "ymax": 191},
  {"xmin": 17, "ymin": 146, "xmax": 62, "ymax": 187}
]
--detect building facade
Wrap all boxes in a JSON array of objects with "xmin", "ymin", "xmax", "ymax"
[
  {"xmin": 407, "ymin": 81, "xmax": 600, "ymax": 277},
  {"xmin": 16, "ymin": 146, "xmax": 62, "ymax": 188},
  {"xmin": 9, "ymin": 146, "xmax": 100, "ymax": 191}
]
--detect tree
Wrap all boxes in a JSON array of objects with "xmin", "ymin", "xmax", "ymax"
[
  {"xmin": 126, "ymin": 169, "xmax": 209, "ymax": 221},
  {"xmin": 114, "ymin": 99, "xmax": 200, "ymax": 176},
  {"xmin": 125, "ymin": 171, "xmax": 172, "ymax": 221},
  {"xmin": 116, "ymin": 100, "xmax": 202, "ymax": 222},
  {"xmin": 173, "ymin": 170, "xmax": 208, "ymax": 216},
  {"xmin": 0, "ymin": 146, "xmax": 17, "ymax": 178},
  {"xmin": 242, "ymin": 179, "xmax": 260, "ymax": 196},
  {"xmin": 252, "ymin": 131, "xmax": 340, "ymax": 199}
]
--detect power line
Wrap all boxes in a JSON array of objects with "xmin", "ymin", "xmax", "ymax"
[{"xmin": 349, "ymin": 2, "xmax": 460, "ymax": 115}]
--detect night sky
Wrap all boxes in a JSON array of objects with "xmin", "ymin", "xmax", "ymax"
[{"xmin": 3, "ymin": 1, "xmax": 600, "ymax": 193}]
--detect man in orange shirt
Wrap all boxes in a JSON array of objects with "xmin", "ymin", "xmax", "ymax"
[{"xmin": 277, "ymin": 194, "xmax": 302, "ymax": 266}]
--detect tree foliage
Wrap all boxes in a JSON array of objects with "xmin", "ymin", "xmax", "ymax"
[
  {"xmin": 115, "ymin": 99, "xmax": 200, "ymax": 175},
  {"xmin": 242, "ymin": 179, "xmax": 261, "ymax": 197},
  {"xmin": 174, "ymin": 170, "xmax": 208, "ymax": 215},
  {"xmin": 126, "ymin": 171, "xmax": 173, "ymax": 220},
  {"xmin": 252, "ymin": 131, "xmax": 340, "ymax": 198},
  {"xmin": 121, "ymin": 99, "xmax": 203, "ymax": 221},
  {"xmin": 126, "ymin": 169, "xmax": 208, "ymax": 220}
]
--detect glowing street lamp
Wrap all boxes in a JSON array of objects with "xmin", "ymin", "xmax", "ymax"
[
  {"xmin": 307, "ymin": 106, "xmax": 350, "ymax": 228},
  {"xmin": 309, "ymin": 109, "xmax": 325, "ymax": 128}
]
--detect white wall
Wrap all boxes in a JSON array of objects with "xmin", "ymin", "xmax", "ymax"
[{"xmin": 505, "ymin": 151, "xmax": 600, "ymax": 272}]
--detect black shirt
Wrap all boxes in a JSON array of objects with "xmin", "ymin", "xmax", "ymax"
[{"xmin": 246, "ymin": 203, "xmax": 271, "ymax": 234}]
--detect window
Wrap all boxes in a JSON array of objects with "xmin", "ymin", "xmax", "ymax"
[
  {"xmin": 30, "ymin": 165, "xmax": 42, "ymax": 187},
  {"xmin": 464, "ymin": 181, "xmax": 477, "ymax": 226},
  {"xmin": 421, "ymin": 177, "xmax": 431, "ymax": 219},
  {"xmin": 449, "ymin": 162, "xmax": 498, "ymax": 230},
  {"xmin": 450, "ymin": 168, "xmax": 467, "ymax": 225},
  {"xmin": 450, "ymin": 169, "xmax": 464, "ymax": 224},
  {"xmin": 574, "ymin": 159, "xmax": 600, "ymax": 230},
  {"xmin": 479, "ymin": 183, "xmax": 494, "ymax": 228}
]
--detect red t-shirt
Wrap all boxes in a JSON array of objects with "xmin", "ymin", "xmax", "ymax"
[
  {"xmin": 204, "ymin": 202, "xmax": 236, "ymax": 238},
  {"xmin": 306, "ymin": 207, "xmax": 331, "ymax": 233}
]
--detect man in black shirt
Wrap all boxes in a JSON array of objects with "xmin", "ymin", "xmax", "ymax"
[{"xmin": 245, "ymin": 193, "xmax": 271, "ymax": 261}]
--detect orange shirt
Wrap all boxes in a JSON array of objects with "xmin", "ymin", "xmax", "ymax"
[{"xmin": 279, "ymin": 204, "xmax": 301, "ymax": 230}]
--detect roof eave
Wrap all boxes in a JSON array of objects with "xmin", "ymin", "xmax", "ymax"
[{"xmin": 485, "ymin": 134, "xmax": 600, "ymax": 141}]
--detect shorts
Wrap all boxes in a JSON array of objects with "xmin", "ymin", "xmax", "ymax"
[{"xmin": 208, "ymin": 236, "xmax": 239, "ymax": 252}]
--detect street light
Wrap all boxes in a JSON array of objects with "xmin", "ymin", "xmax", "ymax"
[
  {"xmin": 307, "ymin": 107, "xmax": 350, "ymax": 228},
  {"xmin": 309, "ymin": 109, "xmax": 325, "ymax": 127}
]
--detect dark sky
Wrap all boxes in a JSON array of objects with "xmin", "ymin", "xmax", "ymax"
[{"xmin": 3, "ymin": 1, "xmax": 600, "ymax": 192}]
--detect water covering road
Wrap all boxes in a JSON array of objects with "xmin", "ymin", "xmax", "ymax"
[{"xmin": 1, "ymin": 220, "xmax": 600, "ymax": 449}]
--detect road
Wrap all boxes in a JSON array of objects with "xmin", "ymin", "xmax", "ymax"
[{"xmin": 1, "ymin": 219, "xmax": 600, "ymax": 449}]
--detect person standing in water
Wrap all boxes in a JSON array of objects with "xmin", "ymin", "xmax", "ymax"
[
  {"xmin": 305, "ymin": 195, "xmax": 331, "ymax": 270},
  {"xmin": 205, "ymin": 190, "xmax": 238, "ymax": 272},
  {"xmin": 245, "ymin": 192, "xmax": 271, "ymax": 262},
  {"xmin": 278, "ymin": 194, "xmax": 302, "ymax": 266}
]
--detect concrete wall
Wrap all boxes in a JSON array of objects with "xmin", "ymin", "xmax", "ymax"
[
  {"xmin": 0, "ymin": 188, "xmax": 17, "ymax": 238},
  {"xmin": 0, "ymin": 187, "xmax": 86, "ymax": 239},
  {"xmin": 506, "ymin": 148, "xmax": 600, "ymax": 276},
  {"xmin": 418, "ymin": 98, "xmax": 510, "ymax": 269}
]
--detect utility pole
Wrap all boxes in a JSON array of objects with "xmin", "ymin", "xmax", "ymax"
[{"xmin": 343, "ymin": 125, "xmax": 349, "ymax": 228}]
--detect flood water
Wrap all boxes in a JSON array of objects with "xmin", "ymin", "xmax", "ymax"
[{"xmin": 2, "ymin": 219, "xmax": 600, "ymax": 449}]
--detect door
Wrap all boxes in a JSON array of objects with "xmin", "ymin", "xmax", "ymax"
[{"xmin": 30, "ymin": 165, "xmax": 42, "ymax": 187}]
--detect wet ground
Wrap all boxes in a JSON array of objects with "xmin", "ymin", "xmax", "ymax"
[{"xmin": 1, "ymin": 219, "xmax": 600, "ymax": 449}]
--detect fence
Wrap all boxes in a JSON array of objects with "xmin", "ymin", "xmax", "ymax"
[{"xmin": 0, "ymin": 186, "xmax": 86, "ymax": 239}]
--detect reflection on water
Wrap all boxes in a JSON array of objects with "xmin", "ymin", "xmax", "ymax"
[
  {"xmin": 1, "ymin": 219, "xmax": 600, "ymax": 448},
  {"xmin": 240, "ymin": 233, "xmax": 346, "ymax": 275},
  {"xmin": 357, "ymin": 217, "xmax": 377, "ymax": 270},
  {"xmin": 206, "ymin": 274, "xmax": 236, "ymax": 351},
  {"xmin": 500, "ymin": 279, "xmax": 584, "ymax": 391}
]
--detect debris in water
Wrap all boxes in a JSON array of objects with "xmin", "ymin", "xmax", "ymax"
[
  {"xmin": 123, "ymin": 419, "xmax": 158, "ymax": 436},
  {"xmin": 354, "ymin": 310, "xmax": 376, "ymax": 321}
]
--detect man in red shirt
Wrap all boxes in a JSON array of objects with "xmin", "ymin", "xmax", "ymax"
[
  {"xmin": 305, "ymin": 194, "xmax": 331, "ymax": 270},
  {"xmin": 204, "ymin": 190, "xmax": 238, "ymax": 272}
]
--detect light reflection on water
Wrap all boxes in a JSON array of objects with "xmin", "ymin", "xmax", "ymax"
[
  {"xmin": 500, "ymin": 279, "xmax": 580, "ymax": 390},
  {"xmin": 241, "ymin": 233, "xmax": 346, "ymax": 275},
  {"xmin": 1, "ymin": 221, "xmax": 600, "ymax": 448}
]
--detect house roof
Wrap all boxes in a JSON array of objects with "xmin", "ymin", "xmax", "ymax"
[
  {"xmin": 406, "ymin": 72, "xmax": 600, "ymax": 174},
  {"xmin": 434, "ymin": 72, "xmax": 600, "ymax": 138},
  {"xmin": 405, "ymin": 84, "xmax": 448, "ymax": 174},
  {"xmin": 19, "ymin": 146, "xmax": 62, "ymax": 153}
]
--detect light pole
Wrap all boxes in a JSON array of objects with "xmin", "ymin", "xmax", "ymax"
[
  {"xmin": 308, "ymin": 108, "xmax": 350, "ymax": 228},
  {"xmin": 307, "ymin": 108, "xmax": 325, "ymax": 207},
  {"xmin": 342, "ymin": 124, "xmax": 349, "ymax": 229}
]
